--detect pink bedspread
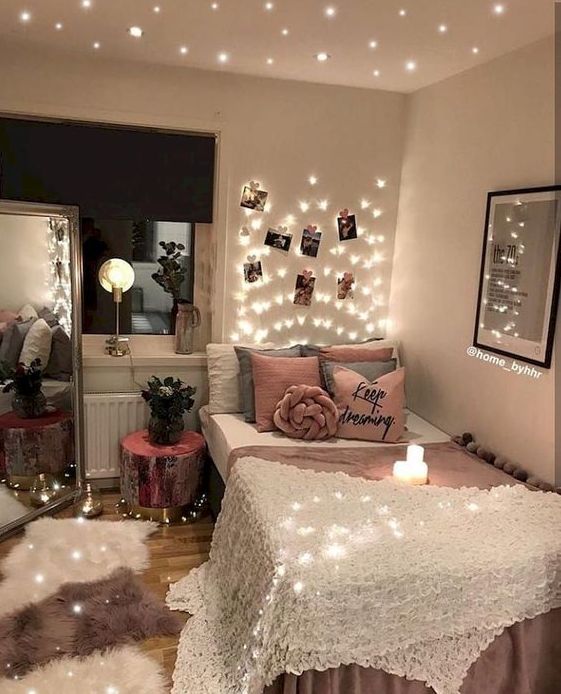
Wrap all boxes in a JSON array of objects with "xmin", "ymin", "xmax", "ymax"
[
  {"xmin": 229, "ymin": 440, "xmax": 527, "ymax": 490},
  {"xmin": 227, "ymin": 441, "xmax": 560, "ymax": 694}
]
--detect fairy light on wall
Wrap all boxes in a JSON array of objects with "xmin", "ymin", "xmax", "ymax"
[
  {"xmin": 48, "ymin": 218, "xmax": 73, "ymax": 336},
  {"xmin": 230, "ymin": 174, "xmax": 391, "ymax": 344}
]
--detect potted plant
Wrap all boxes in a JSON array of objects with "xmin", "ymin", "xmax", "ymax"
[
  {"xmin": 1, "ymin": 359, "xmax": 47, "ymax": 418},
  {"xmin": 151, "ymin": 241, "xmax": 187, "ymax": 332},
  {"xmin": 142, "ymin": 376, "xmax": 196, "ymax": 445}
]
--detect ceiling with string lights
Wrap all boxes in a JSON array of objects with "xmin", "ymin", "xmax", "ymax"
[{"xmin": 0, "ymin": 0, "xmax": 554, "ymax": 92}]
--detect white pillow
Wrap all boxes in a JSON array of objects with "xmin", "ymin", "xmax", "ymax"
[
  {"xmin": 17, "ymin": 304, "xmax": 39, "ymax": 322},
  {"xmin": 19, "ymin": 318, "xmax": 53, "ymax": 370},
  {"xmin": 207, "ymin": 342, "xmax": 274, "ymax": 414}
]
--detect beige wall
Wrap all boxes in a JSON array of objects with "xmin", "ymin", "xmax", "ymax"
[
  {"xmin": 0, "ymin": 39, "xmax": 406, "ymax": 348},
  {"xmin": 389, "ymin": 38, "xmax": 556, "ymax": 483},
  {"xmin": 0, "ymin": 214, "xmax": 51, "ymax": 311}
]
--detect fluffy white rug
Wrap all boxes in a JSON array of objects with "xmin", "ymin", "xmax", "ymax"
[
  {"xmin": 0, "ymin": 486, "xmax": 28, "ymax": 527},
  {"xmin": 3, "ymin": 646, "xmax": 168, "ymax": 693},
  {"xmin": 0, "ymin": 517, "xmax": 157, "ymax": 617}
]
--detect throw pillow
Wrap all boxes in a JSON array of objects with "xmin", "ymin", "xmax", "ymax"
[
  {"xmin": 206, "ymin": 342, "xmax": 274, "ymax": 414},
  {"xmin": 321, "ymin": 359, "xmax": 397, "ymax": 397},
  {"xmin": 273, "ymin": 384, "xmax": 338, "ymax": 440},
  {"xmin": 234, "ymin": 345, "xmax": 302, "ymax": 422},
  {"xmin": 0, "ymin": 319, "xmax": 36, "ymax": 369},
  {"xmin": 0, "ymin": 310, "xmax": 18, "ymax": 324},
  {"xmin": 17, "ymin": 304, "xmax": 38, "ymax": 322},
  {"xmin": 251, "ymin": 353, "xmax": 322, "ymax": 432},
  {"xmin": 19, "ymin": 318, "xmax": 53, "ymax": 370},
  {"xmin": 332, "ymin": 365, "xmax": 406, "ymax": 443},
  {"xmin": 38, "ymin": 306, "xmax": 61, "ymax": 328},
  {"xmin": 44, "ymin": 326, "xmax": 73, "ymax": 381}
]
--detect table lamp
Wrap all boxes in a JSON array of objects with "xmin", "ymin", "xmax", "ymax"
[{"xmin": 98, "ymin": 258, "xmax": 135, "ymax": 357}]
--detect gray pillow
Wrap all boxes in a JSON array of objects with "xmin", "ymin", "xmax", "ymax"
[
  {"xmin": 38, "ymin": 306, "xmax": 60, "ymax": 328},
  {"xmin": 321, "ymin": 359, "xmax": 397, "ymax": 397},
  {"xmin": 234, "ymin": 345, "xmax": 302, "ymax": 422},
  {"xmin": 44, "ymin": 325, "xmax": 72, "ymax": 381},
  {"xmin": 0, "ymin": 319, "xmax": 35, "ymax": 369},
  {"xmin": 299, "ymin": 338, "xmax": 382, "ymax": 357}
]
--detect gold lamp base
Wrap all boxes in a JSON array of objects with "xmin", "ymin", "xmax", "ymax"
[
  {"xmin": 105, "ymin": 336, "xmax": 130, "ymax": 357},
  {"xmin": 127, "ymin": 504, "xmax": 186, "ymax": 524}
]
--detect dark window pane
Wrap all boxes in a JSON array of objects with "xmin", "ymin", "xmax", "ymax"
[{"xmin": 82, "ymin": 219, "xmax": 194, "ymax": 335}]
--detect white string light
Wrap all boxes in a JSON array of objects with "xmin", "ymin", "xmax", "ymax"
[
  {"xmin": 48, "ymin": 219, "xmax": 73, "ymax": 336},
  {"xmin": 232, "ymin": 177, "xmax": 390, "ymax": 345}
]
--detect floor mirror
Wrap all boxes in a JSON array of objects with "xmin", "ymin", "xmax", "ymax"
[{"xmin": 0, "ymin": 200, "xmax": 84, "ymax": 540}]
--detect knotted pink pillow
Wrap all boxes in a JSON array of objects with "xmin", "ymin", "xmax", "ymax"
[{"xmin": 273, "ymin": 384, "xmax": 338, "ymax": 440}]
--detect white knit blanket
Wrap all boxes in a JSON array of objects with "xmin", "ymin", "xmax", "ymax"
[{"xmin": 167, "ymin": 458, "xmax": 561, "ymax": 694}]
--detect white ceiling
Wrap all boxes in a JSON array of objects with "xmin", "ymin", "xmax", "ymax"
[{"xmin": 0, "ymin": 0, "xmax": 553, "ymax": 92}]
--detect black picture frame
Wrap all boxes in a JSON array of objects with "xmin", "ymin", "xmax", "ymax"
[{"xmin": 473, "ymin": 185, "xmax": 561, "ymax": 369}]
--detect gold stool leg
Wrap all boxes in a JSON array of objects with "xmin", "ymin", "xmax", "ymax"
[{"xmin": 127, "ymin": 504, "xmax": 186, "ymax": 524}]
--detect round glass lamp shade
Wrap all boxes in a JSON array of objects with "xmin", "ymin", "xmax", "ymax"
[{"xmin": 98, "ymin": 258, "xmax": 135, "ymax": 293}]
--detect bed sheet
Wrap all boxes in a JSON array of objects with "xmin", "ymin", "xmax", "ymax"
[{"xmin": 199, "ymin": 405, "xmax": 450, "ymax": 482}]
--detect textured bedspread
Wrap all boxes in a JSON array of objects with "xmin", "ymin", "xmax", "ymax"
[{"xmin": 168, "ymin": 457, "xmax": 561, "ymax": 694}]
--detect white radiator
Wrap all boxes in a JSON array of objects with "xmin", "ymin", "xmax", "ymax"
[{"xmin": 84, "ymin": 392, "xmax": 148, "ymax": 479}]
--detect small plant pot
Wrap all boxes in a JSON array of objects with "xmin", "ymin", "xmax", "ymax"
[
  {"xmin": 148, "ymin": 415, "xmax": 184, "ymax": 446},
  {"xmin": 12, "ymin": 391, "xmax": 47, "ymax": 419}
]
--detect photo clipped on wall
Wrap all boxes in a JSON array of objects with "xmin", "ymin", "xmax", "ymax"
[
  {"xmin": 300, "ymin": 226, "xmax": 322, "ymax": 258},
  {"xmin": 337, "ymin": 213, "xmax": 358, "ymax": 242},
  {"xmin": 243, "ymin": 260, "xmax": 263, "ymax": 283},
  {"xmin": 337, "ymin": 272, "xmax": 355, "ymax": 299},
  {"xmin": 264, "ymin": 227, "xmax": 293, "ymax": 252},
  {"xmin": 294, "ymin": 272, "xmax": 316, "ymax": 306},
  {"xmin": 240, "ymin": 185, "xmax": 269, "ymax": 212}
]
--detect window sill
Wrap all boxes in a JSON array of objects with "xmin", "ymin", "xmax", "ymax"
[{"xmin": 82, "ymin": 335, "xmax": 207, "ymax": 368}]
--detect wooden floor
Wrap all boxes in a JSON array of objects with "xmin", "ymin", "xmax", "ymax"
[{"xmin": 0, "ymin": 491, "xmax": 215, "ymax": 692}]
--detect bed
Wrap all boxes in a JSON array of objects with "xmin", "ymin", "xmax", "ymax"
[
  {"xmin": 169, "ymin": 450, "xmax": 561, "ymax": 694},
  {"xmin": 169, "ymin": 339, "xmax": 561, "ymax": 694},
  {"xmin": 174, "ymin": 404, "xmax": 561, "ymax": 694}
]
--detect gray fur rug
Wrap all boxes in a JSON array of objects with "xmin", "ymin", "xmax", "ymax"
[{"xmin": 0, "ymin": 567, "xmax": 181, "ymax": 678}]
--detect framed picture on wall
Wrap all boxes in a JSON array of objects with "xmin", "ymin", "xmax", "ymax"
[{"xmin": 473, "ymin": 185, "xmax": 561, "ymax": 369}]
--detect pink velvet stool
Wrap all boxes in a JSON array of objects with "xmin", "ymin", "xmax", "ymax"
[
  {"xmin": 120, "ymin": 429, "xmax": 206, "ymax": 522},
  {"xmin": 0, "ymin": 410, "xmax": 74, "ymax": 489}
]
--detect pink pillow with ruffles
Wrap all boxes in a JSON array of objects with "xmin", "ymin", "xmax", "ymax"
[
  {"xmin": 332, "ymin": 365, "xmax": 406, "ymax": 442},
  {"xmin": 274, "ymin": 385, "xmax": 338, "ymax": 440},
  {"xmin": 251, "ymin": 353, "xmax": 322, "ymax": 432}
]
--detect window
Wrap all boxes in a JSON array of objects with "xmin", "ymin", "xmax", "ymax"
[{"xmin": 82, "ymin": 218, "xmax": 195, "ymax": 335}]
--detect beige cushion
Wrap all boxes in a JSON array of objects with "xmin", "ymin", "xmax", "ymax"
[
  {"xmin": 19, "ymin": 318, "xmax": 53, "ymax": 370},
  {"xmin": 206, "ymin": 342, "xmax": 274, "ymax": 414},
  {"xmin": 17, "ymin": 304, "xmax": 38, "ymax": 322}
]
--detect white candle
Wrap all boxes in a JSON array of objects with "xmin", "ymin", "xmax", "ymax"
[
  {"xmin": 393, "ymin": 460, "xmax": 428, "ymax": 486},
  {"xmin": 406, "ymin": 444, "xmax": 425, "ymax": 465}
]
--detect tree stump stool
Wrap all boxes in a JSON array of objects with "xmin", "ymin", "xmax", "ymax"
[
  {"xmin": 0, "ymin": 410, "xmax": 74, "ymax": 489},
  {"xmin": 120, "ymin": 430, "xmax": 206, "ymax": 523}
]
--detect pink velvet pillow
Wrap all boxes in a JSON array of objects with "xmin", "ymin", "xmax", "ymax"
[
  {"xmin": 251, "ymin": 353, "xmax": 322, "ymax": 432},
  {"xmin": 320, "ymin": 345, "xmax": 393, "ymax": 363},
  {"xmin": 332, "ymin": 365, "xmax": 406, "ymax": 442},
  {"xmin": 273, "ymin": 385, "xmax": 338, "ymax": 440}
]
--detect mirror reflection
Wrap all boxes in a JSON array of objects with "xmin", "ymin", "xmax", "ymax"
[{"xmin": 0, "ymin": 211, "xmax": 78, "ymax": 533}]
